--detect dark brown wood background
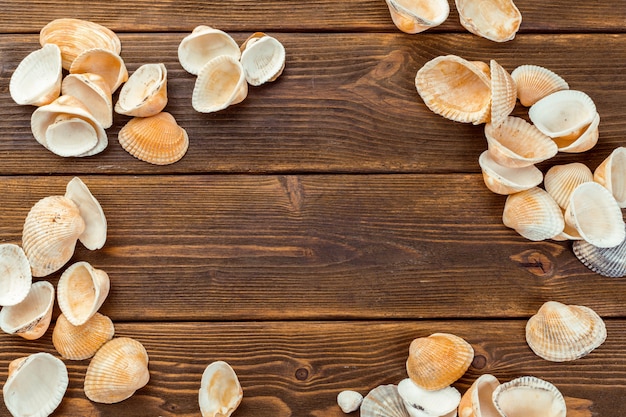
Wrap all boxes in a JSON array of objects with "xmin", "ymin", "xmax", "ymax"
[{"xmin": 1, "ymin": 0, "xmax": 624, "ymax": 415}]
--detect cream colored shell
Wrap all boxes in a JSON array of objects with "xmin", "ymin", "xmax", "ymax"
[
  {"xmin": 57, "ymin": 261, "xmax": 110, "ymax": 326},
  {"xmin": 492, "ymin": 376, "xmax": 566, "ymax": 417},
  {"xmin": 240, "ymin": 32, "xmax": 286, "ymax": 86},
  {"xmin": 510, "ymin": 64, "xmax": 569, "ymax": 107},
  {"xmin": 502, "ymin": 187, "xmax": 564, "ymax": 241},
  {"xmin": 61, "ymin": 72, "xmax": 113, "ymax": 128},
  {"xmin": 0, "ymin": 281, "xmax": 55, "ymax": 340},
  {"xmin": 594, "ymin": 146, "xmax": 626, "ymax": 207},
  {"xmin": 457, "ymin": 374, "xmax": 500, "ymax": 417},
  {"xmin": 384, "ymin": 0, "xmax": 450, "ymax": 34},
  {"xmin": 70, "ymin": 47, "xmax": 129, "ymax": 93},
  {"xmin": 455, "ymin": 0, "xmax": 522, "ymax": 42},
  {"xmin": 115, "ymin": 63, "xmax": 168, "ymax": 117},
  {"xmin": 199, "ymin": 360, "xmax": 243, "ymax": 417},
  {"xmin": 53, "ymin": 312, "xmax": 115, "ymax": 360},
  {"xmin": 192, "ymin": 55, "xmax": 248, "ymax": 113},
  {"xmin": 543, "ymin": 162, "xmax": 594, "ymax": 210},
  {"xmin": 397, "ymin": 378, "xmax": 461, "ymax": 417},
  {"xmin": 0, "ymin": 243, "xmax": 32, "ymax": 307},
  {"xmin": 478, "ymin": 150, "xmax": 543, "ymax": 195},
  {"xmin": 337, "ymin": 390, "xmax": 363, "ymax": 413},
  {"xmin": 359, "ymin": 384, "xmax": 409, "ymax": 417},
  {"xmin": 9, "ymin": 43, "xmax": 62, "ymax": 106},
  {"xmin": 489, "ymin": 60, "xmax": 517, "ymax": 127},
  {"xmin": 178, "ymin": 26, "xmax": 241, "ymax": 75},
  {"xmin": 65, "ymin": 176, "xmax": 107, "ymax": 250}
]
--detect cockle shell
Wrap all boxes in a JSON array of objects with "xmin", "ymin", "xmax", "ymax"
[
  {"xmin": 84, "ymin": 337, "xmax": 150, "ymax": 404},
  {"xmin": 489, "ymin": 60, "xmax": 517, "ymax": 127},
  {"xmin": 502, "ymin": 187, "xmax": 564, "ymax": 241},
  {"xmin": 240, "ymin": 32, "xmax": 286, "ymax": 86},
  {"xmin": 70, "ymin": 47, "xmax": 129, "ymax": 93},
  {"xmin": 65, "ymin": 176, "xmax": 107, "ymax": 250},
  {"xmin": 359, "ymin": 384, "xmax": 410, "ymax": 417},
  {"xmin": 553, "ymin": 111, "xmax": 600, "ymax": 153},
  {"xmin": 510, "ymin": 64, "xmax": 569, "ymax": 107},
  {"xmin": 57, "ymin": 261, "xmax": 110, "ymax": 326},
  {"xmin": 178, "ymin": 26, "xmax": 241, "ymax": 76},
  {"xmin": 492, "ymin": 376, "xmax": 566, "ymax": 417},
  {"xmin": 478, "ymin": 150, "xmax": 543, "ymax": 195},
  {"xmin": 61, "ymin": 72, "xmax": 113, "ymax": 128},
  {"xmin": 406, "ymin": 332, "xmax": 474, "ymax": 391},
  {"xmin": 594, "ymin": 146, "xmax": 626, "ymax": 207},
  {"xmin": 573, "ymin": 225, "xmax": 626, "ymax": 277},
  {"xmin": 192, "ymin": 55, "xmax": 248, "ymax": 113},
  {"xmin": 415, "ymin": 55, "xmax": 492, "ymax": 125},
  {"xmin": 543, "ymin": 162, "xmax": 594, "ymax": 210},
  {"xmin": 398, "ymin": 378, "xmax": 461, "ymax": 417},
  {"xmin": 22, "ymin": 195, "xmax": 85, "ymax": 277},
  {"xmin": 455, "ymin": 0, "xmax": 522, "ymax": 42},
  {"xmin": 337, "ymin": 390, "xmax": 364, "ymax": 413},
  {"xmin": 0, "ymin": 244, "xmax": 32, "ymax": 307},
  {"xmin": 526, "ymin": 301, "xmax": 606, "ymax": 362},
  {"xmin": 115, "ymin": 63, "xmax": 168, "ymax": 118},
  {"xmin": 199, "ymin": 360, "xmax": 243, "ymax": 417},
  {"xmin": 3, "ymin": 352, "xmax": 68, "ymax": 417},
  {"xmin": 458, "ymin": 374, "xmax": 500, "ymax": 417},
  {"xmin": 53, "ymin": 312, "xmax": 115, "ymax": 360},
  {"xmin": 0, "ymin": 280, "xmax": 55, "ymax": 340},
  {"xmin": 118, "ymin": 112, "xmax": 189, "ymax": 165},
  {"xmin": 384, "ymin": 0, "xmax": 450, "ymax": 34},
  {"xmin": 9, "ymin": 43, "xmax": 62, "ymax": 106}
]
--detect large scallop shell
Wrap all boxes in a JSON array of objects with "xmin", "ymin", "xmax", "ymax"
[
  {"xmin": 61, "ymin": 72, "xmax": 113, "ymax": 128},
  {"xmin": 178, "ymin": 26, "xmax": 241, "ymax": 76},
  {"xmin": 455, "ymin": 0, "xmax": 522, "ymax": 42},
  {"xmin": 359, "ymin": 384, "xmax": 410, "ymax": 417},
  {"xmin": 510, "ymin": 65, "xmax": 569, "ymax": 107},
  {"xmin": 492, "ymin": 376, "xmax": 566, "ymax": 417},
  {"xmin": 478, "ymin": 150, "xmax": 543, "ymax": 195},
  {"xmin": 489, "ymin": 60, "xmax": 517, "ymax": 127},
  {"xmin": 57, "ymin": 261, "xmax": 110, "ymax": 326},
  {"xmin": 70, "ymin": 47, "xmax": 129, "ymax": 93},
  {"xmin": 240, "ymin": 32, "xmax": 286, "ymax": 86},
  {"xmin": 0, "ymin": 280, "xmax": 55, "ymax": 340},
  {"xmin": 384, "ymin": 0, "xmax": 449, "ymax": 34},
  {"xmin": 458, "ymin": 374, "xmax": 500, "ymax": 417},
  {"xmin": 192, "ymin": 55, "xmax": 248, "ymax": 113},
  {"xmin": 543, "ymin": 162, "xmax": 594, "ymax": 210},
  {"xmin": 0, "ymin": 244, "xmax": 32, "ymax": 307},
  {"xmin": 53, "ymin": 312, "xmax": 115, "ymax": 360},
  {"xmin": 199, "ymin": 360, "xmax": 243, "ymax": 417},
  {"xmin": 397, "ymin": 378, "xmax": 461, "ymax": 417},
  {"xmin": 573, "ymin": 225, "xmax": 626, "ymax": 277},
  {"xmin": 65, "ymin": 176, "xmax": 107, "ymax": 250},
  {"xmin": 502, "ymin": 187, "xmax": 564, "ymax": 241},
  {"xmin": 594, "ymin": 146, "xmax": 626, "ymax": 207},
  {"xmin": 528, "ymin": 89, "xmax": 597, "ymax": 140},
  {"xmin": 115, "ymin": 63, "xmax": 168, "ymax": 118},
  {"xmin": 9, "ymin": 43, "xmax": 62, "ymax": 106}
]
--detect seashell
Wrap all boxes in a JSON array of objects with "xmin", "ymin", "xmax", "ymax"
[
  {"xmin": 397, "ymin": 378, "xmax": 461, "ymax": 417},
  {"xmin": 9, "ymin": 43, "xmax": 62, "ymax": 106},
  {"xmin": 199, "ymin": 360, "xmax": 243, "ymax": 417},
  {"xmin": 115, "ymin": 63, "xmax": 168, "ymax": 118},
  {"xmin": 594, "ymin": 146, "xmax": 626, "ymax": 207},
  {"xmin": 70, "ymin": 47, "xmax": 129, "ymax": 93},
  {"xmin": 240, "ymin": 32, "xmax": 286, "ymax": 86},
  {"xmin": 0, "ymin": 244, "xmax": 32, "ymax": 307},
  {"xmin": 457, "ymin": 374, "xmax": 500, "ymax": 417},
  {"xmin": 337, "ymin": 390, "xmax": 363, "ymax": 413},
  {"xmin": 178, "ymin": 26, "xmax": 241, "ymax": 76},
  {"xmin": 489, "ymin": 60, "xmax": 517, "ymax": 127},
  {"xmin": 484, "ymin": 116, "xmax": 558, "ymax": 168},
  {"xmin": 65, "ymin": 176, "xmax": 107, "ymax": 250},
  {"xmin": 415, "ymin": 55, "xmax": 492, "ymax": 125},
  {"xmin": 543, "ymin": 162, "xmax": 594, "ymax": 210},
  {"xmin": 526, "ymin": 300, "xmax": 606, "ymax": 362},
  {"xmin": 118, "ymin": 112, "xmax": 189, "ymax": 165},
  {"xmin": 510, "ymin": 64, "xmax": 569, "ymax": 107},
  {"xmin": 84, "ymin": 337, "xmax": 150, "ymax": 403},
  {"xmin": 564, "ymin": 181, "xmax": 625, "ymax": 248},
  {"xmin": 528, "ymin": 89, "xmax": 597, "ymax": 141},
  {"xmin": 40, "ymin": 18, "xmax": 121, "ymax": 70},
  {"xmin": 455, "ymin": 0, "xmax": 522, "ymax": 42},
  {"xmin": 573, "ymin": 225, "xmax": 626, "ymax": 277},
  {"xmin": 478, "ymin": 150, "xmax": 543, "ymax": 195},
  {"xmin": 0, "ymin": 281, "xmax": 55, "ymax": 340},
  {"xmin": 53, "ymin": 312, "xmax": 115, "ymax": 360},
  {"xmin": 492, "ymin": 376, "xmax": 566, "ymax": 417},
  {"xmin": 384, "ymin": 0, "xmax": 450, "ymax": 34},
  {"xmin": 553, "ymin": 111, "xmax": 600, "ymax": 153},
  {"xmin": 3, "ymin": 352, "xmax": 68, "ymax": 417},
  {"xmin": 61, "ymin": 72, "xmax": 113, "ymax": 128},
  {"xmin": 192, "ymin": 55, "xmax": 248, "ymax": 113},
  {"xmin": 57, "ymin": 261, "xmax": 110, "ymax": 326},
  {"xmin": 359, "ymin": 384, "xmax": 410, "ymax": 417},
  {"xmin": 406, "ymin": 332, "xmax": 474, "ymax": 391},
  {"xmin": 22, "ymin": 195, "xmax": 85, "ymax": 277},
  {"xmin": 502, "ymin": 187, "xmax": 564, "ymax": 241}
]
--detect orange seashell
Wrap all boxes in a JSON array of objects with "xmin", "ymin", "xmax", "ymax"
[{"xmin": 53, "ymin": 312, "xmax": 114, "ymax": 360}]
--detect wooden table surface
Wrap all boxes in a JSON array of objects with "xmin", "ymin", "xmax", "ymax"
[{"xmin": 1, "ymin": 0, "xmax": 625, "ymax": 415}]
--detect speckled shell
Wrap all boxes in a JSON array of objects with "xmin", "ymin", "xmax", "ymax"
[
  {"xmin": 492, "ymin": 376, "xmax": 566, "ymax": 417},
  {"xmin": 478, "ymin": 150, "xmax": 543, "ymax": 195},
  {"xmin": 61, "ymin": 72, "xmax": 113, "ymax": 128},
  {"xmin": 543, "ymin": 163, "xmax": 594, "ymax": 210},
  {"xmin": 455, "ymin": 0, "xmax": 521, "ymax": 42},
  {"xmin": 0, "ymin": 244, "xmax": 32, "ymax": 307},
  {"xmin": 115, "ymin": 63, "xmax": 168, "ymax": 118},
  {"xmin": 594, "ymin": 146, "xmax": 626, "ymax": 207},
  {"xmin": 384, "ymin": 0, "xmax": 450, "ymax": 34},
  {"xmin": 510, "ymin": 64, "xmax": 569, "ymax": 107},
  {"xmin": 192, "ymin": 55, "xmax": 248, "ymax": 113},
  {"xmin": 529, "ymin": 90, "xmax": 597, "ymax": 143},
  {"xmin": 84, "ymin": 337, "xmax": 150, "ymax": 404},
  {"xmin": 489, "ymin": 60, "xmax": 517, "ymax": 127},
  {"xmin": 398, "ymin": 378, "xmax": 461, "ymax": 416},
  {"xmin": 526, "ymin": 301, "xmax": 606, "ymax": 362},
  {"xmin": 57, "ymin": 261, "xmax": 110, "ymax": 326},
  {"xmin": 240, "ymin": 33, "xmax": 286, "ymax": 86},
  {"xmin": 65, "ymin": 177, "xmax": 107, "ymax": 250},
  {"xmin": 359, "ymin": 384, "xmax": 410, "ymax": 417},
  {"xmin": 337, "ymin": 390, "xmax": 364, "ymax": 413},
  {"xmin": 502, "ymin": 187, "xmax": 564, "ymax": 241},
  {"xmin": 53, "ymin": 312, "xmax": 115, "ymax": 360},
  {"xmin": 573, "ymin": 225, "xmax": 626, "ymax": 277},
  {"xmin": 406, "ymin": 332, "xmax": 474, "ymax": 391},
  {"xmin": 70, "ymin": 47, "xmax": 129, "ymax": 93},
  {"xmin": 458, "ymin": 374, "xmax": 500, "ymax": 417},
  {"xmin": 178, "ymin": 26, "xmax": 241, "ymax": 76},
  {"xmin": 9, "ymin": 43, "xmax": 62, "ymax": 106},
  {"xmin": 0, "ymin": 281, "xmax": 55, "ymax": 340},
  {"xmin": 199, "ymin": 360, "xmax": 243, "ymax": 417}
]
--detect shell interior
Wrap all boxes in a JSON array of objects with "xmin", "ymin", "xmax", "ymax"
[
  {"xmin": 455, "ymin": 0, "xmax": 522, "ymax": 42},
  {"xmin": 397, "ymin": 378, "xmax": 461, "ymax": 416},
  {"xmin": 240, "ymin": 34, "xmax": 286, "ymax": 86},
  {"xmin": 384, "ymin": 0, "xmax": 450, "ymax": 34},
  {"xmin": 199, "ymin": 360, "xmax": 243, "ymax": 417},
  {"xmin": 479, "ymin": 150, "xmax": 543, "ymax": 195},
  {"xmin": 65, "ymin": 176, "xmax": 107, "ymax": 250},
  {"xmin": 45, "ymin": 114, "xmax": 99, "ymax": 157},
  {"xmin": 70, "ymin": 47, "xmax": 129, "ymax": 93},
  {"xmin": 57, "ymin": 261, "xmax": 110, "ymax": 326},
  {"xmin": 115, "ymin": 63, "xmax": 168, "ymax": 118},
  {"xmin": 458, "ymin": 374, "xmax": 501, "ymax": 417},
  {"xmin": 0, "ymin": 281, "xmax": 55, "ymax": 340},
  {"xmin": 192, "ymin": 55, "xmax": 248, "ymax": 113},
  {"xmin": 9, "ymin": 43, "xmax": 62, "ymax": 106},
  {"xmin": 0, "ymin": 244, "xmax": 32, "ymax": 307},
  {"xmin": 61, "ymin": 72, "xmax": 113, "ymax": 129},
  {"xmin": 492, "ymin": 376, "xmax": 566, "ymax": 417},
  {"xmin": 528, "ymin": 89, "xmax": 597, "ymax": 139},
  {"xmin": 178, "ymin": 26, "xmax": 241, "ymax": 75}
]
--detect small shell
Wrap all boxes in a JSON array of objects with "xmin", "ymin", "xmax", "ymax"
[
  {"xmin": 118, "ymin": 112, "xmax": 189, "ymax": 165},
  {"xmin": 455, "ymin": 0, "xmax": 522, "ymax": 42},
  {"xmin": 384, "ymin": 0, "xmax": 450, "ymax": 34},
  {"xmin": 457, "ymin": 374, "xmax": 500, "ymax": 417},
  {"xmin": 337, "ymin": 390, "xmax": 363, "ymax": 413},
  {"xmin": 240, "ymin": 32, "xmax": 286, "ymax": 86},
  {"xmin": 526, "ymin": 301, "xmax": 606, "ymax": 362},
  {"xmin": 489, "ymin": 60, "xmax": 517, "ymax": 127},
  {"xmin": 178, "ymin": 26, "xmax": 241, "ymax": 76},
  {"xmin": 406, "ymin": 332, "xmax": 474, "ymax": 391},
  {"xmin": 553, "ymin": 111, "xmax": 600, "ymax": 153},
  {"xmin": 61, "ymin": 72, "xmax": 113, "ymax": 128},
  {"xmin": 199, "ymin": 360, "xmax": 243, "ymax": 417},
  {"xmin": 502, "ymin": 187, "xmax": 564, "ymax": 241},
  {"xmin": 192, "ymin": 55, "xmax": 248, "ymax": 113},
  {"xmin": 22, "ymin": 195, "xmax": 85, "ymax": 277},
  {"xmin": 510, "ymin": 64, "xmax": 569, "ymax": 107},
  {"xmin": 573, "ymin": 225, "xmax": 626, "ymax": 277},
  {"xmin": 492, "ymin": 376, "xmax": 566, "ymax": 417},
  {"xmin": 543, "ymin": 162, "xmax": 594, "ymax": 210},
  {"xmin": 3, "ymin": 352, "xmax": 68, "ymax": 417},
  {"xmin": 397, "ymin": 378, "xmax": 461, "ymax": 417},
  {"xmin": 84, "ymin": 337, "xmax": 150, "ymax": 404},
  {"xmin": 528, "ymin": 89, "xmax": 597, "ymax": 139},
  {"xmin": 0, "ymin": 244, "xmax": 32, "ymax": 307},
  {"xmin": 115, "ymin": 63, "xmax": 168, "ymax": 118},
  {"xmin": 359, "ymin": 384, "xmax": 410, "ymax": 417},
  {"xmin": 70, "ymin": 47, "xmax": 129, "ymax": 93},
  {"xmin": 53, "ymin": 312, "xmax": 115, "ymax": 360},
  {"xmin": 9, "ymin": 43, "xmax": 62, "ymax": 106},
  {"xmin": 0, "ymin": 281, "xmax": 55, "ymax": 340},
  {"xmin": 594, "ymin": 146, "xmax": 626, "ymax": 207},
  {"xmin": 65, "ymin": 177, "xmax": 107, "ymax": 250},
  {"xmin": 57, "ymin": 261, "xmax": 110, "ymax": 326},
  {"xmin": 415, "ymin": 55, "xmax": 491, "ymax": 125},
  {"xmin": 478, "ymin": 150, "xmax": 543, "ymax": 195}
]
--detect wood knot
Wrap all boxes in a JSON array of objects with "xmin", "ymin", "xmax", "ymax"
[
  {"xmin": 295, "ymin": 367, "xmax": 309, "ymax": 381},
  {"xmin": 471, "ymin": 355, "xmax": 487, "ymax": 369},
  {"xmin": 509, "ymin": 249, "xmax": 555, "ymax": 277}
]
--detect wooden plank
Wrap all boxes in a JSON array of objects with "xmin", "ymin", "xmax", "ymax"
[{"xmin": 0, "ymin": 320, "xmax": 623, "ymax": 416}]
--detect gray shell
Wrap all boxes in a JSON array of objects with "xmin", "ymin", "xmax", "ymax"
[
  {"xmin": 360, "ymin": 384, "xmax": 410, "ymax": 417},
  {"xmin": 573, "ymin": 226, "xmax": 626, "ymax": 277}
]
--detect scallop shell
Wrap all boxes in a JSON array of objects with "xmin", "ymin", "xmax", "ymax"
[
  {"xmin": 492, "ymin": 376, "xmax": 566, "ymax": 417},
  {"xmin": 115, "ymin": 63, "xmax": 168, "ymax": 118},
  {"xmin": 458, "ymin": 374, "xmax": 500, "ymax": 417},
  {"xmin": 594, "ymin": 146, "xmax": 626, "ymax": 207},
  {"xmin": 573, "ymin": 225, "xmax": 626, "ymax": 277},
  {"xmin": 9, "ymin": 43, "xmax": 62, "ymax": 106},
  {"xmin": 3, "ymin": 352, "xmax": 68, "ymax": 417},
  {"xmin": 22, "ymin": 195, "xmax": 85, "ymax": 277},
  {"xmin": 0, "ymin": 244, "xmax": 32, "ymax": 307},
  {"xmin": 397, "ymin": 378, "xmax": 461, "ymax": 417},
  {"xmin": 489, "ymin": 60, "xmax": 517, "ymax": 127},
  {"xmin": 84, "ymin": 337, "xmax": 150, "ymax": 404},
  {"xmin": 65, "ymin": 176, "xmax": 107, "ymax": 250},
  {"xmin": 455, "ymin": 0, "xmax": 522, "ymax": 42},
  {"xmin": 406, "ymin": 332, "xmax": 474, "ymax": 391},
  {"xmin": 526, "ymin": 301, "xmax": 606, "ymax": 362},
  {"xmin": 118, "ymin": 112, "xmax": 189, "ymax": 165},
  {"xmin": 510, "ymin": 64, "xmax": 569, "ymax": 107},
  {"xmin": 502, "ymin": 187, "xmax": 564, "ymax": 241},
  {"xmin": 178, "ymin": 26, "xmax": 241, "ymax": 76},
  {"xmin": 57, "ymin": 261, "xmax": 110, "ymax": 326},
  {"xmin": 360, "ymin": 384, "xmax": 410, "ymax": 417},
  {"xmin": 553, "ymin": 111, "xmax": 600, "ymax": 153},
  {"xmin": 384, "ymin": 0, "xmax": 450, "ymax": 34},
  {"xmin": 61, "ymin": 72, "xmax": 113, "ymax": 128},
  {"xmin": 70, "ymin": 47, "xmax": 129, "ymax": 93},
  {"xmin": 0, "ymin": 281, "xmax": 55, "ymax": 340},
  {"xmin": 192, "ymin": 55, "xmax": 248, "ymax": 113},
  {"xmin": 53, "ymin": 312, "xmax": 115, "ymax": 360},
  {"xmin": 199, "ymin": 360, "xmax": 243, "ymax": 417},
  {"xmin": 528, "ymin": 89, "xmax": 597, "ymax": 139},
  {"xmin": 543, "ymin": 162, "xmax": 594, "ymax": 210},
  {"xmin": 478, "ymin": 150, "xmax": 543, "ymax": 195},
  {"xmin": 240, "ymin": 32, "xmax": 286, "ymax": 86},
  {"xmin": 40, "ymin": 18, "xmax": 121, "ymax": 70},
  {"xmin": 415, "ymin": 55, "xmax": 492, "ymax": 125},
  {"xmin": 337, "ymin": 390, "xmax": 363, "ymax": 413}
]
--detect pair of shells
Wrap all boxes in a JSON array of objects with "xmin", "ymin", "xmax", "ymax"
[
  {"xmin": 0, "ymin": 280, "xmax": 55, "ymax": 340},
  {"xmin": 358, "ymin": 383, "xmax": 458, "ymax": 417},
  {"xmin": 199, "ymin": 360, "xmax": 243, "ymax": 417}
]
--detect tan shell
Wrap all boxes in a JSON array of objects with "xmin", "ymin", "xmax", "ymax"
[
  {"xmin": 53, "ymin": 312, "xmax": 115, "ymax": 360},
  {"xmin": 573, "ymin": 225, "xmax": 626, "ymax": 277},
  {"xmin": 458, "ymin": 374, "xmax": 500, "ymax": 417},
  {"xmin": 360, "ymin": 384, "xmax": 409, "ymax": 417},
  {"xmin": 118, "ymin": 112, "xmax": 189, "ymax": 165},
  {"xmin": 510, "ymin": 64, "xmax": 569, "ymax": 107},
  {"xmin": 22, "ymin": 195, "xmax": 85, "ymax": 277},
  {"xmin": 553, "ymin": 111, "xmax": 600, "ymax": 153},
  {"xmin": 178, "ymin": 26, "xmax": 241, "ymax": 75},
  {"xmin": 192, "ymin": 55, "xmax": 248, "ymax": 113},
  {"xmin": 337, "ymin": 390, "xmax": 364, "ymax": 413},
  {"xmin": 502, "ymin": 187, "xmax": 564, "ymax": 241},
  {"xmin": 384, "ymin": 0, "xmax": 450, "ymax": 34},
  {"xmin": 40, "ymin": 18, "xmax": 121, "ymax": 70},
  {"xmin": 240, "ymin": 32, "xmax": 286, "ymax": 86},
  {"xmin": 199, "ymin": 360, "xmax": 243, "ymax": 417},
  {"xmin": 65, "ymin": 177, "xmax": 107, "ymax": 250},
  {"xmin": 3, "ymin": 352, "xmax": 68, "ymax": 417},
  {"xmin": 84, "ymin": 337, "xmax": 150, "ymax": 403},
  {"xmin": 478, "ymin": 150, "xmax": 543, "ymax": 195},
  {"xmin": 9, "ymin": 43, "xmax": 62, "ymax": 106},
  {"xmin": 115, "ymin": 63, "xmax": 168, "ymax": 117},
  {"xmin": 594, "ymin": 146, "xmax": 626, "ymax": 207},
  {"xmin": 70, "ymin": 47, "xmax": 129, "ymax": 93},
  {"xmin": 489, "ymin": 60, "xmax": 517, "ymax": 127},
  {"xmin": 57, "ymin": 261, "xmax": 110, "ymax": 326},
  {"xmin": 492, "ymin": 376, "xmax": 566, "ymax": 417},
  {"xmin": 455, "ymin": 0, "xmax": 521, "ymax": 42},
  {"xmin": 415, "ymin": 55, "xmax": 491, "ymax": 125},
  {"xmin": 543, "ymin": 162, "xmax": 594, "ymax": 210},
  {"xmin": 61, "ymin": 72, "xmax": 113, "ymax": 128},
  {"xmin": 529, "ymin": 89, "xmax": 597, "ymax": 141},
  {"xmin": 0, "ymin": 281, "xmax": 55, "ymax": 340},
  {"xmin": 0, "ymin": 244, "xmax": 32, "ymax": 307},
  {"xmin": 405, "ymin": 332, "xmax": 474, "ymax": 391},
  {"xmin": 397, "ymin": 378, "xmax": 461, "ymax": 416}
]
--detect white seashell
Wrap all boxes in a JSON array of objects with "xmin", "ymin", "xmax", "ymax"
[
  {"xmin": 61, "ymin": 72, "xmax": 113, "ymax": 128},
  {"xmin": 502, "ymin": 187, "xmax": 564, "ymax": 241},
  {"xmin": 398, "ymin": 378, "xmax": 460, "ymax": 417},
  {"xmin": 9, "ymin": 43, "xmax": 62, "ymax": 106},
  {"xmin": 337, "ymin": 390, "xmax": 363, "ymax": 413},
  {"xmin": 115, "ymin": 63, "xmax": 168, "ymax": 118},
  {"xmin": 510, "ymin": 64, "xmax": 569, "ymax": 107},
  {"xmin": 0, "ymin": 281, "xmax": 55, "ymax": 340},
  {"xmin": 192, "ymin": 55, "xmax": 248, "ymax": 113},
  {"xmin": 53, "ymin": 312, "xmax": 115, "ymax": 360},
  {"xmin": 0, "ymin": 244, "xmax": 32, "ymax": 307},
  {"xmin": 199, "ymin": 360, "xmax": 243, "ymax": 417},
  {"xmin": 64, "ymin": 177, "xmax": 107, "ymax": 250},
  {"xmin": 178, "ymin": 26, "xmax": 241, "ymax": 75},
  {"xmin": 478, "ymin": 150, "xmax": 543, "ymax": 195},
  {"xmin": 489, "ymin": 60, "xmax": 517, "ymax": 127},
  {"xmin": 57, "ymin": 261, "xmax": 110, "ymax": 326},
  {"xmin": 457, "ymin": 374, "xmax": 500, "ymax": 417},
  {"xmin": 528, "ymin": 89, "xmax": 597, "ymax": 140},
  {"xmin": 384, "ymin": 0, "xmax": 450, "ymax": 34},
  {"xmin": 594, "ymin": 146, "xmax": 626, "ymax": 207},
  {"xmin": 553, "ymin": 111, "xmax": 600, "ymax": 153},
  {"xmin": 492, "ymin": 376, "xmax": 566, "ymax": 417},
  {"xmin": 70, "ymin": 47, "xmax": 129, "ymax": 93},
  {"xmin": 573, "ymin": 225, "xmax": 626, "ymax": 277},
  {"xmin": 240, "ymin": 33, "xmax": 286, "ymax": 86},
  {"xmin": 455, "ymin": 0, "xmax": 522, "ymax": 42},
  {"xmin": 543, "ymin": 162, "xmax": 594, "ymax": 210},
  {"xmin": 359, "ymin": 384, "xmax": 410, "ymax": 417}
]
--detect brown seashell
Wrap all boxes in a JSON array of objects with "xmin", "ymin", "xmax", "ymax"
[
  {"xmin": 199, "ymin": 360, "xmax": 243, "ymax": 417},
  {"xmin": 53, "ymin": 312, "xmax": 115, "ymax": 360}
]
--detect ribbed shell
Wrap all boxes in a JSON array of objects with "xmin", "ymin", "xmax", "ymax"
[
  {"xmin": 0, "ymin": 244, "xmax": 32, "ymax": 307},
  {"xmin": 360, "ymin": 384, "xmax": 409, "ymax": 417},
  {"xmin": 489, "ymin": 60, "xmax": 517, "ymax": 126},
  {"xmin": 528, "ymin": 89, "xmax": 597, "ymax": 139},
  {"xmin": 199, "ymin": 360, "xmax": 243, "ymax": 417},
  {"xmin": 70, "ymin": 47, "xmax": 129, "ymax": 93},
  {"xmin": 510, "ymin": 65, "xmax": 569, "ymax": 107},
  {"xmin": 458, "ymin": 374, "xmax": 501, "ymax": 417},
  {"xmin": 118, "ymin": 112, "xmax": 189, "ymax": 165},
  {"xmin": 543, "ymin": 163, "xmax": 594, "ymax": 210},
  {"xmin": 478, "ymin": 150, "xmax": 543, "ymax": 195},
  {"xmin": 65, "ymin": 176, "xmax": 107, "ymax": 251},
  {"xmin": 0, "ymin": 281, "xmax": 55, "ymax": 340},
  {"xmin": 177, "ymin": 26, "xmax": 241, "ymax": 76},
  {"xmin": 61, "ymin": 72, "xmax": 113, "ymax": 128},
  {"xmin": 337, "ymin": 390, "xmax": 364, "ymax": 413},
  {"xmin": 192, "ymin": 55, "xmax": 248, "ymax": 113},
  {"xmin": 553, "ymin": 111, "xmax": 600, "ymax": 153},
  {"xmin": 384, "ymin": 0, "xmax": 450, "ymax": 34},
  {"xmin": 115, "ymin": 63, "xmax": 168, "ymax": 118},
  {"xmin": 405, "ymin": 332, "xmax": 474, "ymax": 391},
  {"xmin": 53, "ymin": 312, "xmax": 114, "ymax": 360},
  {"xmin": 492, "ymin": 376, "xmax": 566, "ymax": 417},
  {"xmin": 526, "ymin": 301, "xmax": 606, "ymax": 362},
  {"xmin": 397, "ymin": 378, "xmax": 461, "ymax": 416},
  {"xmin": 594, "ymin": 146, "xmax": 626, "ymax": 207},
  {"xmin": 455, "ymin": 0, "xmax": 522, "ymax": 42},
  {"xmin": 573, "ymin": 225, "xmax": 626, "ymax": 277},
  {"xmin": 9, "ymin": 43, "xmax": 62, "ymax": 106},
  {"xmin": 240, "ymin": 33, "xmax": 286, "ymax": 86},
  {"xmin": 502, "ymin": 187, "xmax": 564, "ymax": 241},
  {"xmin": 57, "ymin": 261, "xmax": 110, "ymax": 326}
]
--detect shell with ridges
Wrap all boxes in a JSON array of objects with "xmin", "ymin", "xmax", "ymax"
[
  {"xmin": 502, "ymin": 187, "xmax": 564, "ymax": 241},
  {"xmin": 178, "ymin": 26, "xmax": 241, "ymax": 76},
  {"xmin": 61, "ymin": 72, "xmax": 113, "ymax": 128},
  {"xmin": 192, "ymin": 55, "xmax": 248, "ymax": 113},
  {"xmin": 53, "ymin": 312, "xmax": 115, "ymax": 360},
  {"xmin": 528, "ymin": 89, "xmax": 597, "ymax": 139},
  {"xmin": 337, "ymin": 390, "xmax": 363, "ymax": 413},
  {"xmin": 594, "ymin": 146, "xmax": 626, "ymax": 207},
  {"xmin": 0, "ymin": 244, "xmax": 32, "ymax": 307},
  {"xmin": 0, "ymin": 281, "xmax": 55, "ymax": 340},
  {"xmin": 489, "ymin": 60, "xmax": 517, "ymax": 127},
  {"xmin": 70, "ymin": 47, "xmax": 129, "ymax": 93},
  {"xmin": 478, "ymin": 150, "xmax": 543, "ymax": 195},
  {"xmin": 458, "ymin": 374, "xmax": 500, "ymax": 417},
  {"xmin": 510, "ymin": 64, "xmax": 569, "ymax": 107},
  {"xmin": 240, "ymin": 32, "xmax": 286, "ymax": 86},
  {"xmin": 492, "ymin": 376, "xmax": 566, "ymax": 417},
  {"xmin": 57, "ymin": 261, "xmax": 110, "ymax": 326},
  {"xmin": 553, "ymin": 111, "xmax": 600, "ymax": 153},
  {"xmin": 10, "ymin": 43, "xmax": 62, "ymax": 106},
  {"xmin": 543, "ymin": 162, "xmax": 594, "ymax": 210},
  {"xmin": 573, "ymin": 225, "xmax": 626, "ymax": 277},
  {"xmin": 199, "ymin": 360, "xmax": 243, "ymax": 417},
  {"xmin": 397, "ymin": 378, "xmax": 461, "ymax": 416},
  {"xmin": 65, "ymin": 176, "xmax": 107, "ymax": 250},
  {"xmin": 115, "ymin": 63, "xmax": 168, "ymax": 118},
  {"xmin": 359, "ymin": 384, "xmax": 410, "ymax": 417},
  {"xmin": 384, "ymin": 0, "xmax": 450, "ymax": 34},
  {"xmin": 455, "ymin": 0, "xmax": 522, "ymax": 42}
]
